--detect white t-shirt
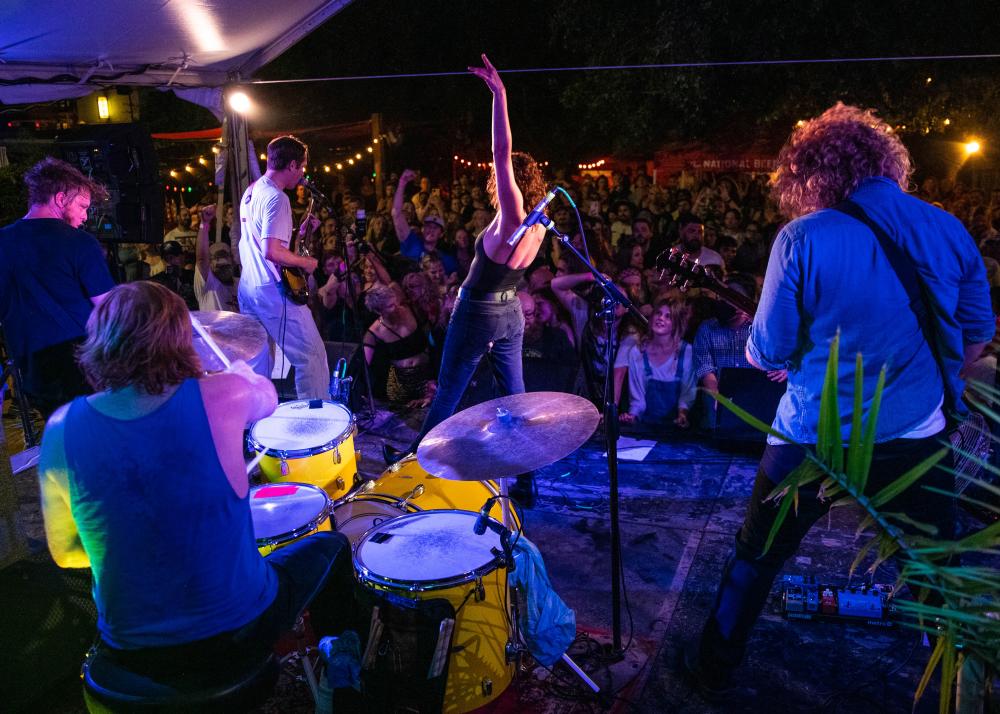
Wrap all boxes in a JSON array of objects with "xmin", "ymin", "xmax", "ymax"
[
  {"xmin": 690, "ymin": 246, "xmax": 725, "ymax": 268},
  {"xmin": 194, "ymin": 269, "xmax": 240, "ymax": 312},
  {"xmin": 238, "ymin": 176, "xmax": 293, "ymax": 290}
]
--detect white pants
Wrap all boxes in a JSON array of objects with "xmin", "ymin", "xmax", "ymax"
[{"xmin": 238, "ymin": 283, "xmax": 329, "ymax": 400}]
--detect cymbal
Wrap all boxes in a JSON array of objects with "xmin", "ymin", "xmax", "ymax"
[
  {"xmin": 417, "ymin": 392, "xmax": 600, "ymax": 481},
  {"xmin": 191, "ymin": 310, "xmax": 268, "ymax": 371}
]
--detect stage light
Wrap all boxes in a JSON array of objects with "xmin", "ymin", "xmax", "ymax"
[
  {"xmin": 97, "ymin": 96, "xmax": 110, "ymax": 120},
  {"xmin": 965, "ymin": 140, "xmax": 981, "ymax": 155},
  {"xmin": 943, "ymin": 118, "xmax": 951, "ymax": 126},
  {"xmin": 926, "ymin": 77, "xmax": 933, "ymax": 84},
  {"xmin": 348, "ymin": 159, "xmax": 355, "ymax": 165},
  {"xmin": 324, "ymin": 165, "xmax": 331, "ymax": 172},
  {"xmin": 197, "ymin": 156, "xmax": 207, "ymax": 166},
  {"xmin": 336, "ymin": 163, "xmax": 343, "ymax": 170},
  {"xmin": 211, "ymin": 145, "xmax": 220, "ymax": 154},
  {"xmin": 228, "ymin": 91, "xmax": 251, "ymax": 114},
  {"xmin": 373, "ymin": 138, "xmax": 379, "ymax": 144},
  {"xmin": 259, "ymin": 153, "xmax": 266, "ymax": 161},
  {"xmin": 169, "ymin": 170, "xmax": 179, "ymax": 178},
  {"xmin": 355, "ymin": 153, "xmax": 362, "ymax": 160},
  {"xmin": 367, "ymin": 146, "xmax": 373, "ymax": 153},
  {"xmin": 184, "ymin": 164, "xmax": 194, "ymax": 174},
  {"xmin": 454, "ymin": 155, "xmax": 459, "ymax": 160}
]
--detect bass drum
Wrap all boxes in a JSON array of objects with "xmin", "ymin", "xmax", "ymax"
[{"xmin": 334, "ymin": 455, "xmax": 520, "ymax": 545}]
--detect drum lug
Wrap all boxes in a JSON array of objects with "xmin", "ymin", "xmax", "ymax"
[
  {"xmin": 395, "ymin": 484, "xmax": 425, "ymax": 510},
  {"xmin": 475, "ymin": 577, "xmax": 485, "ymax": 602},
  {"xmin": 333, "ymin": 447, "xmax": 342, "ymax": 465},
  {"xmin": 280, "ymin": 459, "xmax": 289, "ymax": 477},
  {"xmin": 481, "ymin": 678, "xmax": 493, "ymax": 697},
  {"xmin": 334, "ymin": 477, "xmax": 346, "ymax": 492}
]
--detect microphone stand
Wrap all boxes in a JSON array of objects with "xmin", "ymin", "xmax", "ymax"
[
  {"xmin": 305, "ymin": 181, "xmax": 377, "ymax": 427},
  {"xmin": 543, "ymin": 220, "xmax": 646, "ymax": 655}
]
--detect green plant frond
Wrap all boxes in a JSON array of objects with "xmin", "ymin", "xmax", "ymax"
[
  {"xmin": 881, "ymin": 512, "xmax": 939, "ymax": 536},
  {"xmin": 765, "ymin": 459, "xmax": 822, "ymax": 502},
  {"xmin": 940, "ymin": 644, "xmax": 958, "ymax": 714},
  {"xmin": 818, "ymin": 475, "xmax": 844, "ymax": 500},
  {"xmin": 866, "ymin": 532, "xmax": 901, "ymax": 574},
  {"xmin": 816, "ymin": 332, "xmax": 843, "ymax": 472},
  {"xmin": 849, "ymin": 535, "xmax": 880, "ymax": 578},
  {"xmin": 955, "ymin": 517, "xmax": 1000, "ymax": 550},
  {"xmin": 858, "ymin": 363, "xmax": 887, "ymax": 491},
  {"xmin": 921, "ymin": 485, "xmax": 1000, "ymax": 519},
  {"xmin": 845, "ymin": 352, "xmax": 867, "ymax": 490},
  {"xmin": 900, "ymin": 563, "xmax": 1000, "ymax": 591},
  {"xmin": 897, "ymin": 579, "xmax": 989, "ymax": 602},
  {"xmin": 913, "ymin": 634, "xmax": 946, "ymax": 705},
  {"xmin": 709, "ymin": 391, "xmax": 800, "ymax": 444},
  {"xmin": 855, "ymin": 513, "xmax": 876, "ymax": 536},
  {"xmin": 894, "ymin": 601, "xmax": 1000, "ymax": 627},
  {"xmin": 759, "ymin": 484, "xmax": 798, "ymax": 559},
  {"xmin": 869, "ymin": 448, "xmax": 949, "ymax": 509}
]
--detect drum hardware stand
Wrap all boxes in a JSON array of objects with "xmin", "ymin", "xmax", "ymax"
[
  {"xmin": 0, "ymin": 329, "xmax": 40, "ymax": 450},
  {"xmin": 287, "ymin": 615, "xmax": 321, "ymax": 705},
  {"xmin": 547, "ymin": 222, "xmax": 647, "ymax": 656},
  {"xmin": 476, "ymin": 495, "xmax": 602, "ymax": 693},
  {"xmin": 337, "ymin": 216, "xmax": 378, "ymax": 429}
]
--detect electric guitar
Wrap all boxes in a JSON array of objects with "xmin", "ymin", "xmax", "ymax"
[
  {"xmin": 654, "ymin": 247, "xmax": 758, "ymax": 316},
  {"xmin": 280, "ymin": 196, "xmax": 315, "ymax": 305}
]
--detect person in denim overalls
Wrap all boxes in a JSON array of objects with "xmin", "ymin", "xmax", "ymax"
[{"xmin": 621, "ymin": 299, "xmax": 696, "ymax": 429}]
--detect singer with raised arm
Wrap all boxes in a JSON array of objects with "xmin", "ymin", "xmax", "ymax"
[{"xmin": 385, "ymin": 54, "xmax": 549, "ymax": 467}]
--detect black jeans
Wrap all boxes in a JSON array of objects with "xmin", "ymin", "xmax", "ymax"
[
  {"xmin": 99, "ymin": 531, "xmax": 355, "ymax": 677},
  {"xmin": 698, "ymin": 435, "xmax": 955, "ymax": 679}
]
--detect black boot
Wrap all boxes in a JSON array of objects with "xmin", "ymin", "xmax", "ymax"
[
  {"xmin": 381, "ymin": 443, "xmax": 407, "ymax": 466},
  {"xmin": 508, "ymin": 473, "xmax": 535, "ymax": 509}
]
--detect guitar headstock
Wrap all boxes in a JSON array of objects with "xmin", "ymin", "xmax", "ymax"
[{"xmin": 653, "ymin": 248, "xmax": 757, "ymax": 317}]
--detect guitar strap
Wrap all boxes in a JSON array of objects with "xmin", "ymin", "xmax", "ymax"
[{"xmin": 832, "ymin": 199, "xmax": 962, "ymax": 425}]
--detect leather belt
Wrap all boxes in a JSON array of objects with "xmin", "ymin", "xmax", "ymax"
[{"xmin": 457, "ymin": 286, "xmax": 518, "ymax": 303}]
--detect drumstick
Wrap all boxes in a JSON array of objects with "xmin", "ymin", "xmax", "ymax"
[
  {"xmin": 245, "ymin": 448, "xmax": 267, "ymax": 475},
  {"xmin": 190, "ymin": 313, "xmax": 231, "ymax": 369}
]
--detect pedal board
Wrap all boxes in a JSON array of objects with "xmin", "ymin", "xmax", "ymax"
[{"xmin": 781, "ymin": 574, "xmax": 896, "ymax": 627}]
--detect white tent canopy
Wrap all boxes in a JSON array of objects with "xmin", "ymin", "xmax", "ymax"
[{"xmin": 0, "ymin": 0, "xmax": 352, "ymax": 104}]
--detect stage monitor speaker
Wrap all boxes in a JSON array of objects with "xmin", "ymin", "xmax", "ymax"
[
  {"xmin": 715, "ymin": 367, "xmax": 785, "ymax": 443},
  {"xmin": 54, "ymin": 123, "xmax": 164, "ymax": 243}
]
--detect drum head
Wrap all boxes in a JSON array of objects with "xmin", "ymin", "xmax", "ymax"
[
  {"xmin": 250, "ymin": 400, "xmax": 352, "ymax": 454},
  {"xmin": 356, "ymin": 510, "xmax": 503, "ymax": 588},
  {"xmin": 250, "ymin": 483, "xmax": 330, "ymax": 543}
]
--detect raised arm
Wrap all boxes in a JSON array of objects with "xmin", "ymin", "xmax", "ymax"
[
  {"xmin": 195, "ymin": 204, "xmax": 216, "ymax": 282},
  {"xmin": 392, "ymin": 170, "xmax": 417, "ymax": 243},
  {"xmin": 39, "ymin": 407, "xmax": 90, "ymax": 569}
]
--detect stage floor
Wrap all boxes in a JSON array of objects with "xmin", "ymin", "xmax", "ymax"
[{"xmin": 3, "ymin": 403, "xmax": 957, "ymax": 712}]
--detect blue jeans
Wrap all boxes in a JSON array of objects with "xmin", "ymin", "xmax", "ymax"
[{"xmin": 414, "ymin": 296, "xmax": 525, "ymax": 445}]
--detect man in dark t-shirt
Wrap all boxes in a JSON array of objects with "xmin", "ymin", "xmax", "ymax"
[{"xmin": 0, "ymin": 157, "xmax": 115, "ymax": 416}]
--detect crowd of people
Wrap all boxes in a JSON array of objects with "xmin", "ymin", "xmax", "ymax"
[{"xmin": 111, "ymin": 157, "xmax": 1000, "ymax": 435}]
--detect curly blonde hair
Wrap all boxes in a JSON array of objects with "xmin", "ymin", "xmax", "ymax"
[
  {"xmin": 487, "ymin": 151, "xmax": 546, "ymax": 214},
  {"xmin": 770, "ymin": 103, "xmax": 912, "ymax": 218},
  {"xmin": 78, "ymin": 282, "xmax": 202, "ymax": 394}
]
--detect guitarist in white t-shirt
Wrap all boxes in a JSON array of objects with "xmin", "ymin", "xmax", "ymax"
[{"xmin": 237, "ymin": 136, "xmax": 329, "ymax": 400}]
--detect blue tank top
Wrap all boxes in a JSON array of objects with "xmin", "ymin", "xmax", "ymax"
[{"xmin": 63, "ymin": 378, "xmax": 277, "ymax": 649}]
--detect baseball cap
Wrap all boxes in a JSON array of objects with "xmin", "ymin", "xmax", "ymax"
[
  {"xmin": 161, "ymin": 240, "xmax": 183, "ymax": 257},
  {"xmin": 423, "ymin": 215, "xmax": 445, "ymax": 230},
  {"xmin": 209, "ymin": 242, "xmax": 232, "ymax": 264}
]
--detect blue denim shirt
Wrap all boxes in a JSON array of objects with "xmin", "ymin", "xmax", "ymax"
[{"xmin": 748, "ymin": 177, "xmax": 994, "ymax": 444}]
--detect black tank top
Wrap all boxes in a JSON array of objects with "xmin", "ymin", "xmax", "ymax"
[{"xmin": 462, "ymin": 231, "xmax": 525, "ymax": 292}]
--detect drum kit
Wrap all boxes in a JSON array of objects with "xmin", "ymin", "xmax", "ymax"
[{"xmin": 191, "ymin": 312, "xmax": 603, "ymax": 712}]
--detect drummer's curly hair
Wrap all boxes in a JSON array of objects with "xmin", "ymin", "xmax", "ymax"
[
  {"xmin": 77, "ymin": 282, "xmax": 202, "ymax": 394},
  {"xmin": 487, "ymin": 151, "xmax": 546, "ymax": 215}
]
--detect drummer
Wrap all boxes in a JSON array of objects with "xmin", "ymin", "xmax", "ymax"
[{"xmin": 38, "ymin": 281, "xmax": 354, "ymax": 677}]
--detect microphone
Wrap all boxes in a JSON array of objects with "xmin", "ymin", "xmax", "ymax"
[
  {"xmin": 473, "ymin": 496, "xmax": 499, "ymax": 535},
  {"xmin": 506, "ymin": 188, "xmax": 558, "ymax": 247},
  {"xmin": 299, "ymin": 178, "xmax": 331, "ymax": 206}
]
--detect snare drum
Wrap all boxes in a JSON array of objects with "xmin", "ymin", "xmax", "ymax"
[
  {"xmin": 333, "ymin": 455, "xmax": 519, "ymax": 545},
  {"xmin": 248, "ymin": 400, "xmax": 358, "ymax": 499},
  {"xmin": 355, "ymin": 510, "xmax": 513, "ymax": 713},
  {"xmin": 249, "ymin": 482, "xmax": 332, "ymax": 556}
]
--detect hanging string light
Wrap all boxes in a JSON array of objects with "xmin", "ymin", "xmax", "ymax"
[{"xmin": 577, "ymin": 159, "xmax": 606, "ymax": 170}]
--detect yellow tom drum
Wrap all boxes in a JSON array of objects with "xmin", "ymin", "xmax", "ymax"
[
  {"xmin": 248, "ymin": 482, "xmax": 332, "ymax": 556},
  {"xmin": 248, "ymin": 400, "xmax": 358, "ymax": 500},
  {"xmin": 333, "ymin": 455, "xmax": 520, "ymax": 545},
  {"xmin": 355, "ymin": 510, "xmax": 513, "ymax": 713}
]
